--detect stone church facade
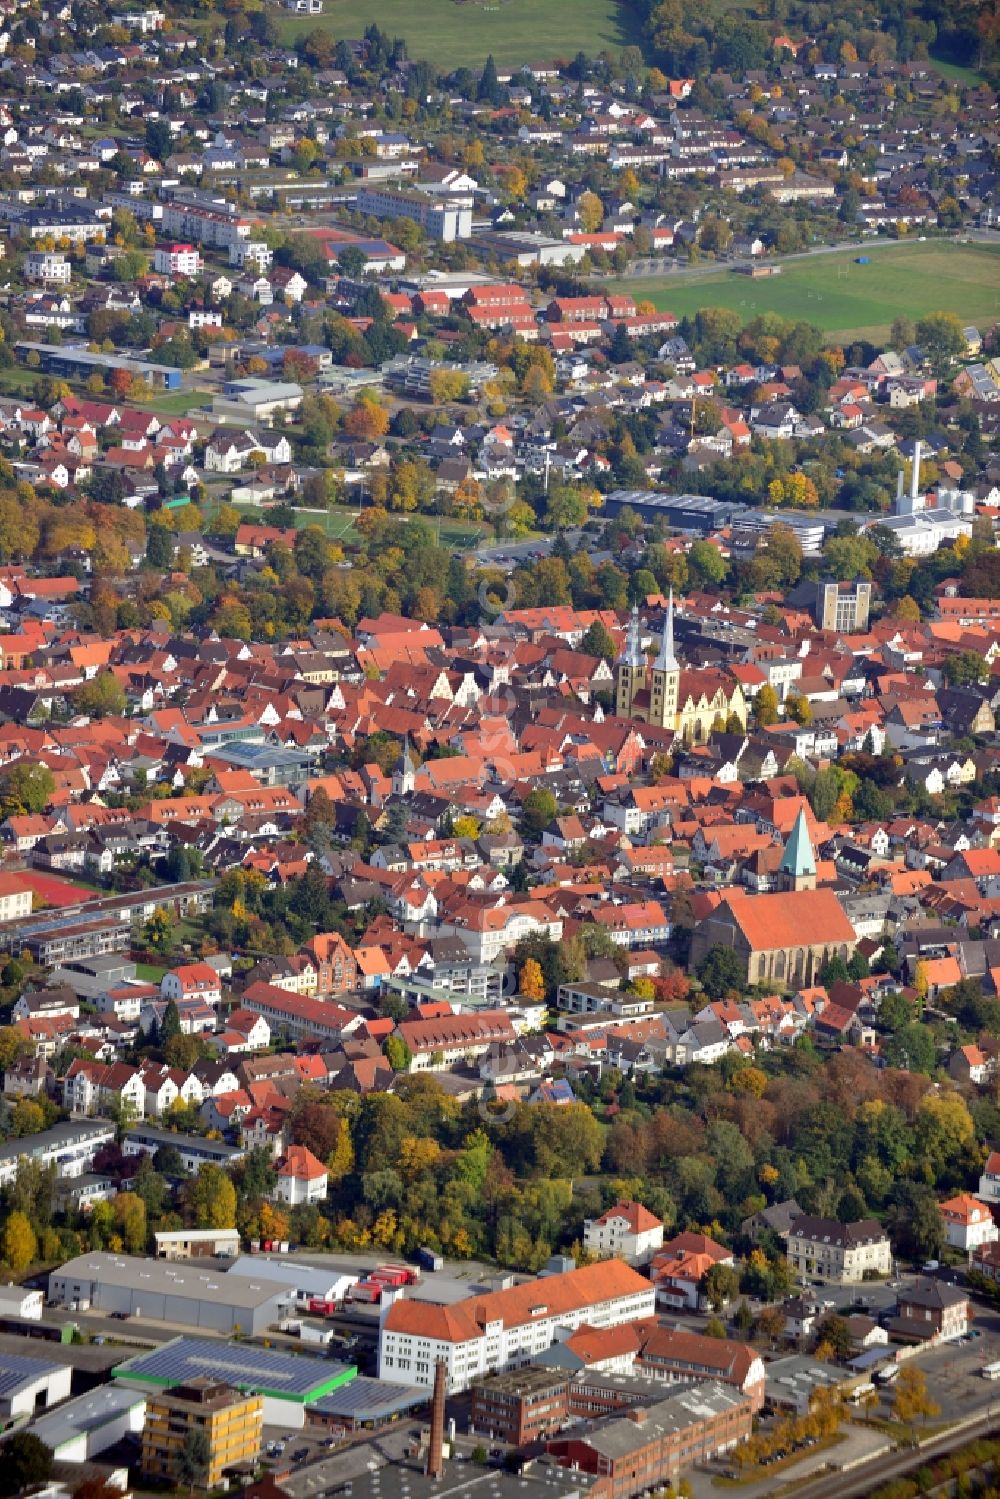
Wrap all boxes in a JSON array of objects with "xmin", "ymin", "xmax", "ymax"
[{"xmin": 614, "ymin": 596, "xmax": 747, "ymax": 746}]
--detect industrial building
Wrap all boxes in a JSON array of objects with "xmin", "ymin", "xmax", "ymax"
[
  {"xmin": 545, "ymin": 1382, "xmax": 752, "ymax": 1497},
  {"xmin": 211, "ymin": 377, "xmax": 303, "ymax": 424},
  {"xmin": 155, "ymin": 1229, "xmax": 242, "ymax": 1261},
  {"xmin": 730, "ymin": 509, "xmax": 827, "ymax": 556},
  {"xmin": 307, "ymin": 1376, "xmax": 427, "ymax": 1432},
  {"xmin": 225, "ymin": 1253, "xmax": 358, "ymax": 1304},
  {"xmin": 29, "ymin": 1385, "xmax": 147, "ymax": 1463},
  {"xmin": 48, "ymin": 1253, "xmax": 286, "ymax": 1335},
  {"xmin": 0, "ymin": 1284, "xmax": 44, "ymax": 1320},
  {"xmin": 141, "ymin": 1378, "xmax": 263, "ymax": 1488},
  {"xmin": 603, "ymin": 490, "xmax": 743, "ymax": 533},
  {"xmin": 0, "ymin": 1353, "xmax": 73, "ymax": 1422},
  {"xmin": 274, "ymin": 1452, "xmax": 600, "ymax": 1499},
  {"xmin": 379, "ymin": 1261, "xmax": 656, "ymax": 1393},
  {"xmin": 114, "ymin": 1334, "xmax": 356, "ymax": 1429}
]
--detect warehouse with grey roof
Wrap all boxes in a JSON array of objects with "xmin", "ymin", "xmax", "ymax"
[{"xmin": 48, "ymin": 1253, "xmax": 288, "ymax": 1335}]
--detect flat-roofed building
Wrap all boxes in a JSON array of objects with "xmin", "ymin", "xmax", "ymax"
[
  {"xmin": 0, "ymin": 1118, "xmax": 115, "ymax": 1189},
  {"xmin": 29, "ymin": 1384, "xmax": 147, "ymax": 1462},
  {"xmin": 48, "ymin": 1252, "xmax": 285, "ymax": 1334},
  {"xmin": 545, "ymin": 1382, "xmax": 752, "ymax": 1496},
  {"xmin": 141, "ymin": 1378, "xmax": 263, "ymax": 1488},
  {"xmin": 0, "ymin": 1353, "xmax": 72, "ymax": 1422},
  {"xmin": 471, "ymin": 1367, "xmax": 569, "ymax": 1444},
  {"xmin": 115, "ymin": 1334, "xmax": 355, "ymax": 1430},
  {"xmin": 154, "ymin": 1228, "xmax": 242, "ymax": 1261}
]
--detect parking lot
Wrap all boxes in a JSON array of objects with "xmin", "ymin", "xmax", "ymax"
[{"xmin": 262, "ymin": 1425, "xmax": 348, "ymax": 1475}]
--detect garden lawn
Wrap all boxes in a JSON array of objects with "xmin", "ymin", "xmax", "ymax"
[{"xmin": 613, "ymin": 241, "xmax": 1000, "ymax": 344}]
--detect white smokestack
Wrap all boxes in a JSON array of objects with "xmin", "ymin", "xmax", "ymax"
[
  {"xmin": 910, "ymin": 440, "xmax": 921, "ymax": 502},
  {"xmin": 896, "ymin": 470, "xmax": 904, "ymax": 503}
]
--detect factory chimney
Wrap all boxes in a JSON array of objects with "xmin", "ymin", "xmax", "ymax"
[
  {"xmin": 426, "ymin": 1358, "xmax": 447, "ymax": 1479},
  {"xmin": 910, "ymin": 440, "xmax": 922, "ymax": 502}
]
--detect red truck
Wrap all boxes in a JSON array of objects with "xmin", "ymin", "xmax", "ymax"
[
  {"xmin": 348, "ymin": 1281, "xmax": 382, "ymax": 1304},
  {"xmin": 307, "ymin": 1298, "xmax": 339, "ymax": 1317},
  {"xmin": 369, "ymin": 1264, "xmax": 419, "ymax": 1288}
]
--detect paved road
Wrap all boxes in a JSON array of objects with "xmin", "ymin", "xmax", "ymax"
[{"xmin": 788, "ymin": 1404, "xmax": 1000, "ymax": 1499}]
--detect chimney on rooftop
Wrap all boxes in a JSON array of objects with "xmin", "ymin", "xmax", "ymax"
[
  {"xmin": 910, "ymin": 439, "xmax": 922, "ymax": 502},
  {"xmin": 426, "ymin": 1358, "xmax": 447, "ymax": 1480}
]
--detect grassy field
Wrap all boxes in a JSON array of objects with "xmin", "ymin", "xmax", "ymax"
[
  {"xmin": 614, "ymin": 241, "xmax": 1000, "ymax": 343},
  {"xmin": 230, "ymin": 498, "xmax": 487, "ymax": 549},
  {"xmin": 276, "ymin": 0, "xmax": 641, "ymax": 68},
  {"xmin": 146, "ymin": 388, "xmax": 213, "ymax": 416},
  {"xmin": 929, "ymin": 52, "xmax": 985, "ymax": 87},
  {"xmin": 134, "ymin": 962, "xmax": 168, "ymax": 983}
]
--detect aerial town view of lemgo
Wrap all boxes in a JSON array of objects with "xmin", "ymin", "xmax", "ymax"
[{"xmin": 0, "ymin": 0, "xmax": 999, "ymax": 1496}]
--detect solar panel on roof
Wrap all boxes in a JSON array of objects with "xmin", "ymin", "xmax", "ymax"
[
  {"xmin": 114, "ymin": 1335, "xmax": 352, "ymax": 1396},
  {"xmin": 309, "ymin": 1376, "xmax": 426, "ymax": 1421},
  {"xmin": 0, "ymin": 1352, "xmax": 60, "ymax": 1398}
]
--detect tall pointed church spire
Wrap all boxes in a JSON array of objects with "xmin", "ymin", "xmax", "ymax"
[
  {"xmin": 654, "ymin": 589, "xmax": 678, "ymax": 673},
  {"xmin": 780, "ymin": 805, "xmax": 816, "ymax": 891},
  {"xmin": 618, "ymin": 604, "xmax": 642, "ymax": 668}
]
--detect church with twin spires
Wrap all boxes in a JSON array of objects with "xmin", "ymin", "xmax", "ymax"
[{"xmin": 614, "ymin": 592, "xmax": 748, "ymax": 745}]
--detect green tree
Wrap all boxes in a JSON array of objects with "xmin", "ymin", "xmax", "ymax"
[
  {"xmin": 581, "ymin": 620, "xmax": 617, "ymax": 661},
  {"xmin": 703, "ymin": 1261, "xmax": 740, "ymax": 1310},
  {"xmin": 697, "ymin": 945, "xmax": 744, "ymax": 999},
  {"xmin": 887, "ymin": 1181, "xmax": 945, "ymax": 1263},
  {"xmin": 160, "ymin": 997, "xmax": 182, "ymax": 1041},
  {"xmin": 182, "ymin": 1164, "xmax": 237, "ymax": 1229},
  {"xmin": 813, "ymin": 1313, "xmax": 854, "ymax": 1360},
  {"xmin": 0, "ymin": 1433, "xmax": 53, "ymax": 1497},
  {"xmin": 144, "ymin": 523, "xmax": 174, "ymax": 570},
  {"xmin": 0, "ymin": 762, "xmax": 55, "ymax": 816},
  {"xmin": 915, "ymin": 312, "xmax": 965, "ymax": 375},
  {"xmin": 688, "ymin": 540, "xmax": 728, "ymax": 586},
  {"xmin": 175, "ymin": 1427, "xmax": 211, "ymax": 1495},
  {"xmin": 521, "ymin": 788, "xmax": 557, "ymax": 835},
  {"xmin": 74, "ymin": 671, "xmax": 126, "ymax": 719},
  {"xmin": 385, "ymin": 1034, "xmax": 412, "ymax": 1072}
]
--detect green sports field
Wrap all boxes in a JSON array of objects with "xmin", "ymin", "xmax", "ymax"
[
  {"xmin": 612, "ymin": 241, "xmax": 1000, "ymax": 344},
  {"xmin": 277, "ymin": 0, "xmax": 641, "ymax": 67},
  {"xmin": 229, "ymin": 498, "xmax": 487, "ymax": 550}
]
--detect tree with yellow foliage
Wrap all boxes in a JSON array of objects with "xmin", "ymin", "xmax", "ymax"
[
  {"xmin": 3, "ymin": 1210, "xmax": 37, "ymax": 1273},
  {"xmin": 620, "ymin": 169, "xmax": 640, "ymax": 202},
  {"xmin": 578, "ymin": 190, "xmax": 604, "ymax": 233},
  {"xmin": 258, "ymin": 1202, "xmax": 291, "ymax": 1243},
  {"xmin": 519, "ymin": 958, "xmax": 545, "ymax": 1003},
  {"xmin": 731, "ymin": 1066, "xmax": 767, "ymax": 1098},
  {"xmin": 398, "ymin": 1136, "xmax": 442, "ymax": 1182}
]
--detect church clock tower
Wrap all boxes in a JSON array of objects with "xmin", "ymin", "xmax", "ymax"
[
  {"xmin": 615, "ymin": 606, "xmax": 646, "ymax": 718},
  {"xmin": 649, "ymin": 589, "xmax": 680, "ymax": 731}
]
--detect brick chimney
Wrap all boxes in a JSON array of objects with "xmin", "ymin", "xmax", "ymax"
[
  {"xmin": 426, "ymin": 1358, "xmax": 447, "ymax": 1479},
  {"xmin": 629, "ymin": 1408, "xmax": 648, "ymax": 1425}
]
